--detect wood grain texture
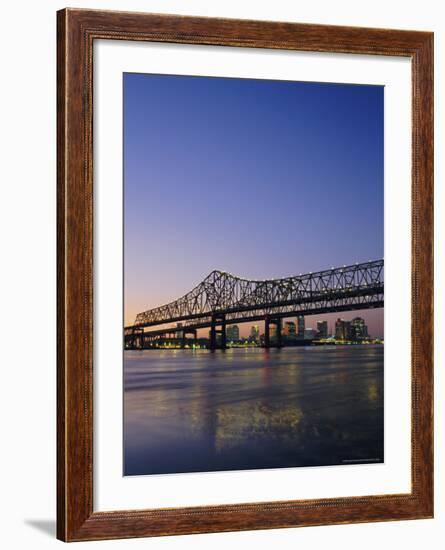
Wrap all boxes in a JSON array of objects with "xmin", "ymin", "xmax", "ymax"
[{"xmin": 57, "ymin": 8, "xmax": 434, "ymax": 542}]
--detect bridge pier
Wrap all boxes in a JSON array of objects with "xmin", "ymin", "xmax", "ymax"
[
  {"xmin": 264, "ymin": 316, "xmax": 282, "ymax": 348},
  {"xmin": 210, "ymin": 313, "xmax": 226, "ymax": 351},
  {"xmin": 182, "ymin": 328, "xmax": 197, "ymax": 347},
  {"xmin": 125, "ymin": 327, "xmax": 145, "ymax": 350},
  {"xmin": 138, "ymin": 332, "xmax": 145, "ymax": 349}
]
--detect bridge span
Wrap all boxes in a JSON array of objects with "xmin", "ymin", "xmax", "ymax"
[{"xmin": 124, "ymin": 259, "xmax": 383, "ymax": 350}]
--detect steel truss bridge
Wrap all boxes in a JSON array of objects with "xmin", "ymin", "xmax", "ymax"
[{"xmin": 124, "ymin": 259, "xmax": 383, "ymax": 350}]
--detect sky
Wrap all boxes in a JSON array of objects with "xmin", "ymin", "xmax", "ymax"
[{"xmin": 124, "ymin": 73, "xmax": 384, "ymax": 337}]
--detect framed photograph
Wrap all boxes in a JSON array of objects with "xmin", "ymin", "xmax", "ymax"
[{"xmin": 57, "ymin": 8, "xmax": 433, "ymax": 542}]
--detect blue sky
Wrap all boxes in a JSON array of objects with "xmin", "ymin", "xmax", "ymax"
[{"xmin": 124, "ymin": 73, "xmax": 384, "ymax": 336}]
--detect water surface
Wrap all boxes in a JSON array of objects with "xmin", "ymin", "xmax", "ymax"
[{"xmin": 124, "ymin": 346, "xmax": 383, "ymax": 475}]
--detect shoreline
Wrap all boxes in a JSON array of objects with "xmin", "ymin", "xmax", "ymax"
[{"xmin": 124, "ymin": 342, "xmax": 384, "ymax": 352}]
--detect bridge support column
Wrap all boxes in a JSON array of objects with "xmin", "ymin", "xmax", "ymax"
[
  {"xmin": 125, "ymin": 327, "xmax": 144, "ymax": 350},
  {"xmin": 264, "ymin": 317, "xmax": 270, "ymax": 348},
  {"xmin": 276, "ymin": 318, "xmax": 282, "ymax": 348},
  {"xmin": 210, "ymin": 323, "xmax": 217, "ymax": 350},
  {"xmin": 210, "ymin": 314, "xmax": 226, "ymax": 351},
  {"xmin": 182, "ymin": 328, "xmax": 198, "ymax": 347}
]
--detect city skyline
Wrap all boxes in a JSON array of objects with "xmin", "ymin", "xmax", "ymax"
[
  {"xmin": 139, "ymin": 314, "xmax": 380, "ymax": 350},
  {"xmin": 223, "ymin": 316, "xmax": 374, "ymax": 341},
  {"xmin": 124, "ymin": 73, "xmax": 384, "ymax": 337},
  {"xmin": 202, "ymin": 314, "xmax": 378, "ymax": 343}
]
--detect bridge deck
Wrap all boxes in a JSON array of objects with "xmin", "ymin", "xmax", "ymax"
[{"xmin": 124, "ymin": 260, "xmax": 384, "ymax": 345}]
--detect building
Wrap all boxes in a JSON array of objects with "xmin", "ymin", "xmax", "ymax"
[
  {"xmin": 304, "ymin": 328, "xmax": 317, "ymax": 340},
  {"xmin": 297, "ymin": 316, "xmax": 305, "ymax": 338},
  {"xmin": 350, "ymin": 317, "xmax": 369, "ymax": 340},
  {"xmin": 335, "ymin": 318, "xmax": 352, "ymax": 341},
  {"xmin": 227, "ymin": 325, "xmax": 240, "ymax": 342},
  {"xmin": 317, "ymin": 320, "xmax": 328, "ymax": 339},
  {"xmin": 284, "ymin": 321, "xmax": 296, "ymax": 338},
  {"xmin": 250, "ymin": 325, "xmax": 260, "ymax": 343}
]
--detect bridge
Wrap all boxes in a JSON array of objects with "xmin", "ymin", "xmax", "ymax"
[{"xmin": 124, "ymin": 259, "xmax": 383, "ymax": 350}]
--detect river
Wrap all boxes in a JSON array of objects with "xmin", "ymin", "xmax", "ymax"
[{"xmin": 124, "ymin": 345, "xmax": 383, "ymax": 476}]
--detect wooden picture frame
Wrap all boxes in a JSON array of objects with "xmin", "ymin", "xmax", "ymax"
[{"xmin": 57, "ymin": 8, "xmax": 433, "ymax": 542}]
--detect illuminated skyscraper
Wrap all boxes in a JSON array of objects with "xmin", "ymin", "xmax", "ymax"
[
  {"xmin": 284, "ymin": 321, "xmax": 296, "ymax": 338},
  {"xmin": 351, "ymin": 317, "xmax": 368, "ymax": 340},
  {"xmin": 250, "ymin": 325, "xmax": 259, "ymax": 343},
  {"xmin": 335, "ymin": 318, "xmax": 351, "ymax": 340},
  {"xmin": 317, "ymin": 320, "xmax": 328, "ymax": 339},
  {"xmin": 227, "ymin": 325, "xmax": 240, "ymax": 342}
]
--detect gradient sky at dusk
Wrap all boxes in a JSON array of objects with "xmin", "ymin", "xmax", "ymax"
[{"xmin": 124, "ymin": 73, "xmax": 384, "ymax": 337}]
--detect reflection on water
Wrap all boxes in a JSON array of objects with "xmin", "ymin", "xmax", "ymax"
[{"xmin": 124, "ymin": 346, "xmax": 383, "ymax": 476}]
